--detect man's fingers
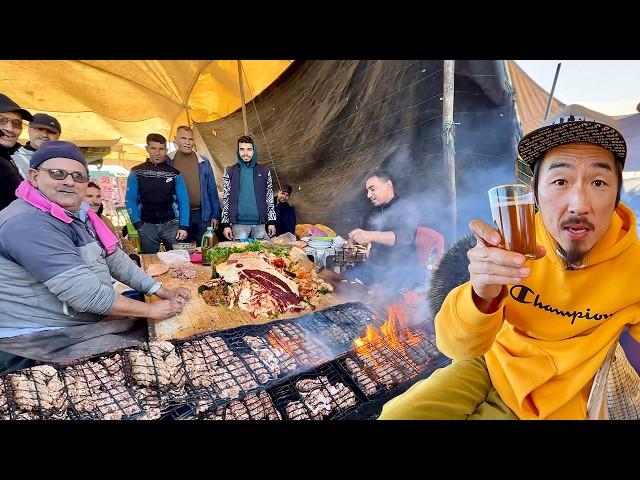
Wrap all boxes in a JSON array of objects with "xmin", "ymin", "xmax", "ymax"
[
  {"xmin": 468, "ymin": 245, "xmax": 526, "ymax": 267},
  {"xmin": 468, "ymin": 261, "xmax": 530, "ymax": 279},
  {"xmin": 472, "ymin": 273, "xmax": 524, "ymax": 287},
  {"xmin": 469, "ymin": 219, "xmax": 502, "ymax": 248}
]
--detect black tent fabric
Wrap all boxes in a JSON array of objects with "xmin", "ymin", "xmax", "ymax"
[{"xmin": 196, "ymin": 60, "xmax": 520, "ymax": 245}]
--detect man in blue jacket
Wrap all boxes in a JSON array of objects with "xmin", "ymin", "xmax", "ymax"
[
  {"xmin": 125, "ymin": 133, "xmax": 190, "ymax": 253},
  {"xmin": 221, "ymin": 135, "xmax": 276, "ymax": 240},
  {"xmin": 167, "ymin": 125, "xmax": 221, "ymax": 245}
]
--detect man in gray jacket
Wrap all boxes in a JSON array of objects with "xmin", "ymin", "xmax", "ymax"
[{"xmin": 0, "ymin": 141, "xmax": 190, "ymax": 372}]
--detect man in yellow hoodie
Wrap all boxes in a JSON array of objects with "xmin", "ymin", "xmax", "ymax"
[{"xmin": 379, "ymin": 104, "xmax": 638, "ymax": 420}]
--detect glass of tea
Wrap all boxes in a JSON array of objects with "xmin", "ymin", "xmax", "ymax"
[{"xmin": 488, "ymin": 184, "xmax": 536, "ymax": 259}]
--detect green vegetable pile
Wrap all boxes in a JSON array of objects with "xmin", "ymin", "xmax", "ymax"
[{"xmin": 205, "ymin": 243, "xmax": 291, "ymax": 277}]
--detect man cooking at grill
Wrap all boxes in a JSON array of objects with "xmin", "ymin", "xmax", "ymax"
[
  {"xmin": 379, "ymin": 105, "xmax": 640, "ymax": 420},
  {"xmin": 0, "ymin": 141, "xmax": 190, "ymax": 373},
  {"xmin": 345, "ymin": 168, "xmax": 423, "ymax": 294}
]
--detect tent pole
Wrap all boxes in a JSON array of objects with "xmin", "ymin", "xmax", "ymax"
[
  {"xmin": 543, "ymin": 63, "xmax": 562, "ymax": 121},
  {"xmin": 442, "ymin": 60, "xmax": 457, "ymax": 242},
  {"xmin": 237, "ymin": 60, "xmax": 249, "ymax": 136}
]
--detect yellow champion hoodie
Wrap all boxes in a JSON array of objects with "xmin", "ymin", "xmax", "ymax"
[{"xmin": 435, "ymin": 203, "xmax": 640, "ymax": 419}]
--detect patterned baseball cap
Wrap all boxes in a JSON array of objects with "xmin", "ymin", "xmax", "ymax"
[{"xmin": 518, "ymin": 104, "xmax": 627, "ymax": 167}]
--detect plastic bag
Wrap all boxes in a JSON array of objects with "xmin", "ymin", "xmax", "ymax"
[
  {"xmin": 273, "ymin": 232, "xmax": 297, "ymax": 245},
  {"xmin": 157, "ymin": 249, "xmax": 191, "ymax": 267}
]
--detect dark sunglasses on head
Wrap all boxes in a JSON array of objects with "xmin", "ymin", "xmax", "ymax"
[{"xmin": 37, "ymin": 167, "xmax": 90, "ymax": 183}]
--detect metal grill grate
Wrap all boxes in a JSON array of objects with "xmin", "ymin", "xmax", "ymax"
[
  {"xmin": 61, "ymin": 351, "xmax": 160, "ymax": 420},
  {"xmin": 337, "ymin": 327, "xmax": 443, "ymax": 399},
  {"xmin": 270, "ymin": 363, "xmax": 366, "ymax": 420},
  {"xmin": 5, "ymin": 365, "xmax": 69, "ymax": 420},
  {"xmin": 332, "ymin": 247, "xmax": 367, "ymax": 266},
  {"xmin": 177, "ymin": 334, "xmax": 261, "ymax": 414},
  {"xmin": 0, "ymin": 302, "xmax": 446, "ymax": 420}
]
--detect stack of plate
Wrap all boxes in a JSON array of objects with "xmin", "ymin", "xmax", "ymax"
[{"xmin": 308, "ymin": 236, "xmax": 334, "ymax": 249}]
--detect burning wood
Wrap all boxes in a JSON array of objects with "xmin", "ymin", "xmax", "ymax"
[{"xmin": 347, "ymin": 304, "xmax": 440, "ymax": 391}]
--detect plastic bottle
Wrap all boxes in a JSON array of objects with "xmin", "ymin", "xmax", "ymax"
[{"xmin": 201, "ymin": 227, "xmax": 216, "ymax": 266}]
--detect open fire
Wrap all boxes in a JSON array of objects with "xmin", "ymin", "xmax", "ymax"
[{"xmin": 0, "ymin": 302, "xmax": 444, "ymax": 420}]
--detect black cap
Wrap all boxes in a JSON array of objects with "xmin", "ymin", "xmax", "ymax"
[
  {"xmin": 30, "ymin": 113, "xmax": 61, "ymax": 134},
  {"xmin": 518, "ymin": 104, "xmax": 627, "ymax": 168},
  {"xmin": 0, "ymin": 93, "xmax": 33, "ymax": 122},
  {"xmin": 30, "ymin": 141, "xmax": 88, "ymax": 170}
]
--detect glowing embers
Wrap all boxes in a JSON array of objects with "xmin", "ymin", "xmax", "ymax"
[{"xmin": 345, "ymin": 303, "xmax": 440, "ymax": 397}]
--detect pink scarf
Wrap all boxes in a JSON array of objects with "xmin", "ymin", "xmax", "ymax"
[{"xmin": 15, "ymin": 180, "xmax": 118, "ymax": 254}]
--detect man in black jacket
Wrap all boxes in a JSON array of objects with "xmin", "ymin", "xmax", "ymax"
[
  {"xmin": 346, "ymin": 168, "xmax": 423, "ymax": 293},
  {"xmin": 0, "ymin": 93, "xmax": 33, "ymax": 211},
  {"xmin": 274, "ymin": 183, "xmax": 297, "ymax": 236}
]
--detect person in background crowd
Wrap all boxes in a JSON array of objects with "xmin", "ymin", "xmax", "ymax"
[
  {"xmin": 274, "ymin": 183, "xmax": 296, "ymax": 236},
  {"xmin": 221, "ymin": 135, "xmax": 276, "ymax": 240},
  {"xmin": 166, "ymin": 125, "xmax": 221, "ymax": 245},
  {"xmin": 11, "ymin": 113, "xmax": 61, "ymax": 179},
  {"xmin": 0, "ymin": 93, "xmax": 33, "ymax": 211},
  {"xmin": 346, "ymin": 168, "xmax": 422, "ymax": 293},
  {"xmin": 125, "ymin": 133, "xmax": 190, "ymax": 253},
  {"xmin": 85, "ymin": 181, "xmax": 139, "ymax": 261}
]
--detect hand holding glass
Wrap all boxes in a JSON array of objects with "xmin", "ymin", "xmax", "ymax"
[{"xmin": 488, "ymin": 184, "xmax": 536, "ymax": 259}]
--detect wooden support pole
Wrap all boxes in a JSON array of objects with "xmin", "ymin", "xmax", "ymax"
[
  {"xmin": 442, "ymin": 60, "xmax": 457, "ymax": 241},
  {"xmin": 237, "ymin": 60, "xmax": 249, "ymax": 136}
]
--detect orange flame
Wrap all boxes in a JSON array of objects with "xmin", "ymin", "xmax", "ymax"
[
  {"xmin": 352, "ymin": 303, "xmax": 422, "ymax": 368},
  {"xmin": 353, "ymin": 325, "xmax": 381, "ymax": 350}
]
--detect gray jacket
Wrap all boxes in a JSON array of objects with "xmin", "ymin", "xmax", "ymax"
[
  {"xmin": 0, "ymin": 199, "xmax": 158, "ymax": 335},
  {"xmin": 10, "ymin": 144, "xmax": 35, "ymax": 180}
]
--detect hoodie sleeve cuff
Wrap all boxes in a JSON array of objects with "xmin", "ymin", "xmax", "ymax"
[{"xmin": 454, "ymin": 283, "xmax": 506, "ymax": 331}]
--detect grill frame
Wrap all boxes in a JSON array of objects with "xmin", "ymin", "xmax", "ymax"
[{"xmin": 0, "ymin": 302, "xmax": 448, "ymax": 420}]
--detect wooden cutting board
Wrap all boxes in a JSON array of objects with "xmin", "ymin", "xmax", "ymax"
[{"xmin": 141, "ymin": 255, "xmax": 372, "ymax": 341}]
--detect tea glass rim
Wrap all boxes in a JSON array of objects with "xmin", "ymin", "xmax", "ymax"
[{"xmin": 488, "ymin": 183, "xmax": 532, "ymax": 194}]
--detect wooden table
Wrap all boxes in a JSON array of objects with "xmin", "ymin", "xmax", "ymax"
[{"xmin": 140, "ymin": 254, "xmax": 373, "ymax": 341}]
